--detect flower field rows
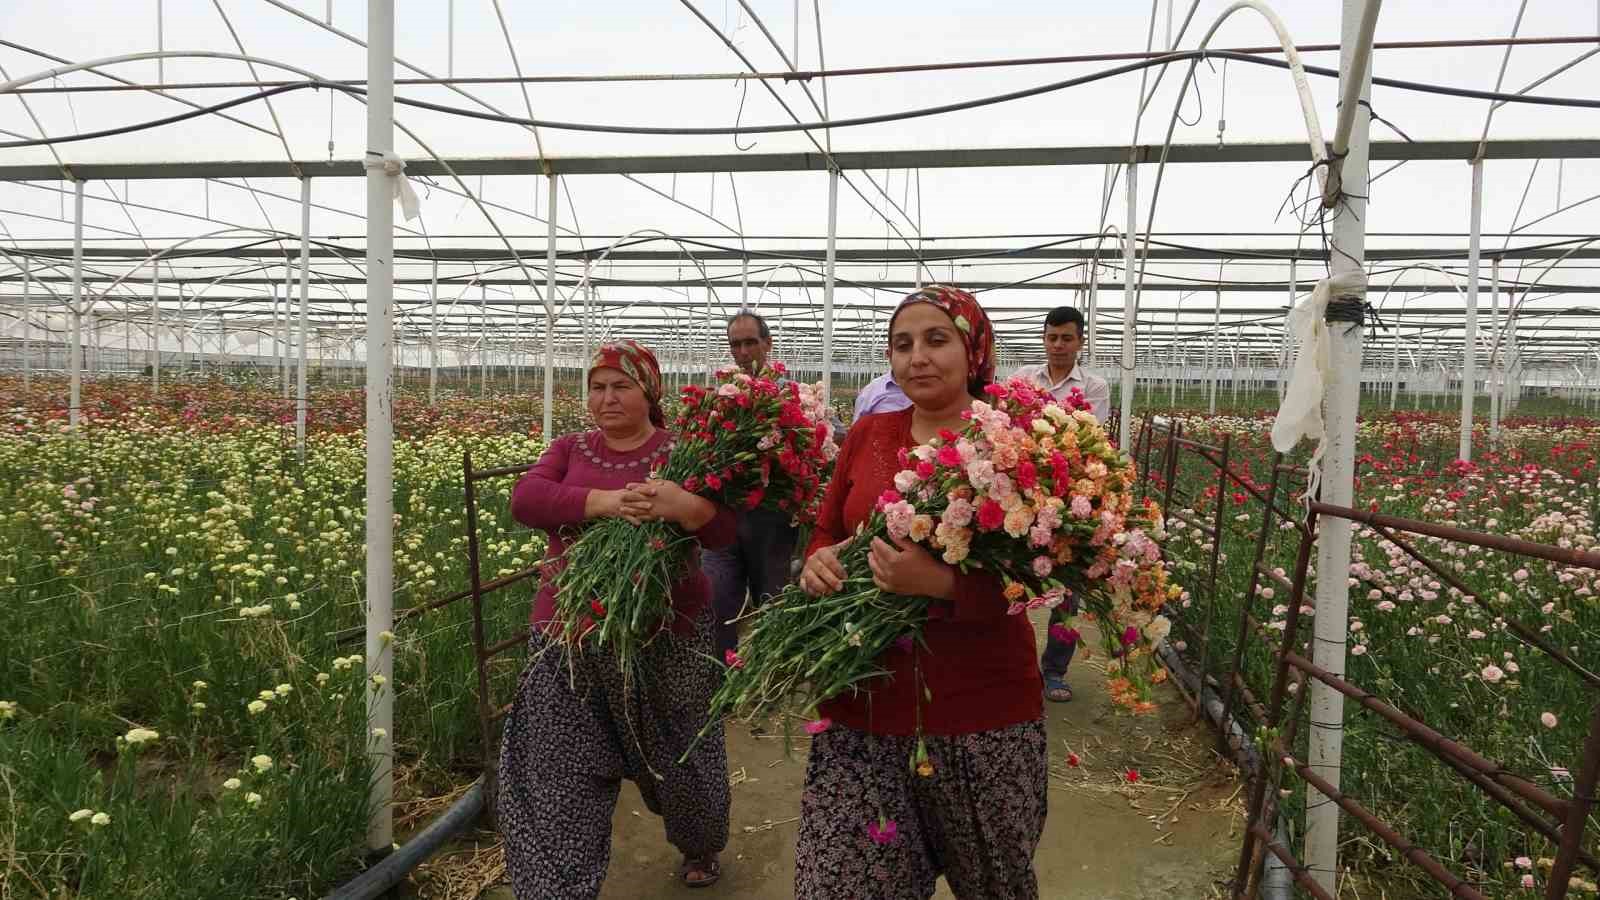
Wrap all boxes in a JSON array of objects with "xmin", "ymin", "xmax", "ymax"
[
  {"xmin": 1, "ymin": 377, "xmax": 552, "ymax": 899},
  {"xmin": 1156, "ymin": 411, "xmax": 1600, "ymax": 896},
  {"xmin": 4, "ymin": 376, "xmax": 1598, "ymax": 897}
]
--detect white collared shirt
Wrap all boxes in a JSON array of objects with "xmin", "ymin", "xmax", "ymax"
[{"xmin": 1011, "ymin": 362, "xmax": 1110, "ymax": 424}]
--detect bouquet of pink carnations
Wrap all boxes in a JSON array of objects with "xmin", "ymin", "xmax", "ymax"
[
  {"xmin": 553, "ymin": 364, "xmax": 836, "ymax": 667},
  {"xmin": 700, "ymin": 377, "xmax": 1173, "ymax": 737}
]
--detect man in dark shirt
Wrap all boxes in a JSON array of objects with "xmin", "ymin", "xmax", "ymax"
[{"xmin": 704, "ymin": 310, "xmax": 800, "ymax": 658}]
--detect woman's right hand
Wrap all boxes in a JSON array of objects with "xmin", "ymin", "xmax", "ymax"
[
  {"xmin": 799, "ymin": 541, "xmax": 849, "ymax": 596},
  {"xmin": 585, "ymin": 488, "xmax": 651, "ymax": 524}
]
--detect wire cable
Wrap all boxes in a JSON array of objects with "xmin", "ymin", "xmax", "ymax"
[{"xmin": 5, "ymin": 49, "xmax": 1600, "ymax": 149}]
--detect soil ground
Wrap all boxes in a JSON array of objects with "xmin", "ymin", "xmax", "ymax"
[{"xmin": 409, "ymin": 614, "xmax": 1246, "ymax": 900}]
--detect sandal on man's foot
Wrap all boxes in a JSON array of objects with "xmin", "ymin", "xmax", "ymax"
[
  {"xmin": 1044, "ymin": 675, "xmax": 1074, "ymax": 703},
  {"xmin": 681, "ymin": 854, "xmax": 721, "ymax": 888}
]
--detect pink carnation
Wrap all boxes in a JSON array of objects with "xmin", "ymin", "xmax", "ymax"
[
  {"xmin": 1070, "ymin": 495, "xmax": 1093, "ymax": 518},
  {"xmin": 1031, "ymin": 555, "xmax": 1054, "ymax": 578},
  {"xmin": 803, "ymin": 718, "xmax": 832, "ymax": 735},
  {"xmin": 943, "ymin": 497, "xmax": 975, "ymax": 529}
]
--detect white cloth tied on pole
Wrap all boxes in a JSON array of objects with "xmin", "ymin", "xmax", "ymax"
[
  {"xmin": 364, "ymin": 151, "xmax": 421, "ymax": 222},
  {"xmin": 1270, "ymin": 270, "xmax": 1367, "ymax": 498}
]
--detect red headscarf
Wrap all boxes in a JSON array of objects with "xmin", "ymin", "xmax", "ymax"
[
  {"xmin": 589, "ymin": 340, "xmax": 666, "ymax": 427},
  {"xmin": 887, "ymin": 285, "xmax": 996, "ymax": 391}
]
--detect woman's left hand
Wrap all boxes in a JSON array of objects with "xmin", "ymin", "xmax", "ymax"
[
  {"xmin": 625, "ymin": 480, "xmax": 716, "ymax": 530},
  {"xmin": 867, "ymin": 537, "xmax": 955, "ymax": 599}
]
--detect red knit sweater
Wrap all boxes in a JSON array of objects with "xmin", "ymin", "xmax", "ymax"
[{"xmin": 808, "ymin": 408, "xmax": 1043, "ymax": 736}]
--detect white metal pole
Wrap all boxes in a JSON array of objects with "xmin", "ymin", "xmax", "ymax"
[
  {"xmin": 156, "ymin": 0, "xmax": 164, "ymax": 82},
  {"xmin": 1390, "ymin": 297, "xmax": 1403, "ymax": 410},
  {"xmin": 282, "ymin": 271, "xmax": 293, "ymax": 397},
  {"xmin": 480, "ymin": 286, "xmax": 488, "ymax": 396},
  {"xmin": 1279, "ymin": 257, "xmax": 1297, "ymax": 402},
  {"xmin": 152, "ymin": 265, "xmax": 161, "ymax": 395},
  {"xmin": 1207, "ymin": 284, "xmax": 1221, "ymax": 414},
  {"xmin": 1460, "ymin": 160, "xmax": 1481, "ymax": 462},
  {"xmin": 429, "ymin": 258, "xmax": 439, "ymax": 404},
  {"xmin": 543, "ymin": 173, "xmax": 557, "ymax": 439},
  {"xmin": 580, "ymin": 264, "xmax": 591, "ymax": 407},
  {"xmin": 21, "ymin": 258, "xmax": 30, "ymax": 388},
  {"xmin": 363, "ymin": 0, "xmax": 396, "ymax": 854},
  {"xmin": 271, "ymin": 291, "xmax": 281, "ymax": 388},
  {"xmin": 823, "ymin": 167, "xmax": 839, "ymax": 404},
  {"xmin": 297, "ymin": 179, "xmax": 312, "ymax": 460},
  {"xmin": 1306, "ymin": 2, "xmax": 1377, "ymax": 893},
  {"xmin": 1119, "ymin": 162, "xmax": 1137, "ymax": 449},
  {"xmin": 1489, "ymin": 259, "xmax": 1502, "ymax": 438},
  {"xmin": 70, "ymin": 180, "xmax": 84, "ymax": 431}
]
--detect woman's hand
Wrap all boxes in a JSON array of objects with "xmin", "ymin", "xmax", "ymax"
[
  {"xmin": 867, "ymin": 537, "xmax": 955, "ymax": 599},
  {"xmin": 799, "ymin": 541, "xmax": 849, "ymax": 596},
  {"xmin": 623, "ymin": 480, "xmax": 716, "ymax": 530},
  {"xmin": 585, "ymin": 488, "xmax": 650, "ymax": 524}
]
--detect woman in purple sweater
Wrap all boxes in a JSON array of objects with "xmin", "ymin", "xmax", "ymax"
[{"xmin": 497, "ymin": 341, "xmax": 735, "ymax": 896}]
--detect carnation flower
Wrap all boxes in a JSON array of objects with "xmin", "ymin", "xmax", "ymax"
[{"xmin": 867, "ymin": 816, "xmax": 898, "ymax": 846}]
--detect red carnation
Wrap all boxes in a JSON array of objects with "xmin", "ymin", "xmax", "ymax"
[
  {"xmin": 744, "ymin": 488, "xmax": 765, "ymax": 509},
  {"xmin": 938, "ymin": 428, "xmax": 959, "ymax": 443},
  {"xmin": 590, "ymin": 600, "xmax": 606, "ymax": 618},
  {"xmin": 877, "ymin": 489, "xmax": 903, "ymax": 508},
  {"xmin": 976, "ymin": 499, "xmax": 1005, "ymax": 531},
  {"xmin": 1016, "ymin": 459, "xmax": 1038, "ymax": 490},
  {"xmin": 705, "ymin": 473, "xmax": 724, "ymax": 491}
]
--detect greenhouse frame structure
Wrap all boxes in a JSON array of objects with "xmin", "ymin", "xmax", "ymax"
[{"xmin": 4, "ymin": 0, "xmax": 1600, "ymax": 892}]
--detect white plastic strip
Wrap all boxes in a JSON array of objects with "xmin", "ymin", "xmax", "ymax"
[
  {"xmin": 1270, "ymin": 270, "xmax": 1367, "ymax": 495},
  {"xmin": 364, "ymin": 151, "xmax": 421, "ymax": 221}
]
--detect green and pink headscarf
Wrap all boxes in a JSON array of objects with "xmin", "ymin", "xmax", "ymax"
[
  {"xmin": 887, "ymin": 285, "xmax": 997, "ymax": 393},
  {"xmin": 589, "ymin": 340, "xmax": 666, "ymax": 427}
]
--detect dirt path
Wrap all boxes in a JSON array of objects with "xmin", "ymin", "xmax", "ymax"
[{"xmin": 423, "ymin": 615, "xmax": 1245, "ymax": 899}]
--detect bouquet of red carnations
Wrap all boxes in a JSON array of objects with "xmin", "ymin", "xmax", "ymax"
[
  {"xmin": 553, "ymin": 364, "xmax": 836, "ymax": 666},
  {"xmin": 699, "ymin": 377, "xmax": 1174, "ymax": 739}
]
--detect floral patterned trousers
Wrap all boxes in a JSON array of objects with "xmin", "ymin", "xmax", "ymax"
[
  {"xmin": 794, "ymin": 718, "xmax": 1048, "ymax": 900},
  {"xmin": 496, "ymin": 621, "xmax": 730, "ymax": 899}
]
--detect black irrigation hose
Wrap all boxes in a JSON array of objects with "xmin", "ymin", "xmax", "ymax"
[
  {"xmin": 322, "ymin": 778, "xmax": 485, "ymax": 900},
  {"xmin": 1, "ymin": 49, "xmax": 1597, "ymax": 150}
]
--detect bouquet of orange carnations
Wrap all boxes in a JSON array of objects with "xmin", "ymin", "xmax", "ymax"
[
  {"xmin": 699, "ymin": 377, "xmax": 1173, "ymax": 739},
  {"xmin": 553, "ymin": 364, "xmax": 836, "ymax": 667}
]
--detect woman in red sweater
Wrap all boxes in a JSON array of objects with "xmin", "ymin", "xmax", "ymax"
[
  {"xmin": 498, "ymin": 341, "xmax": 734, "ymax": 896},
  {"xmin": 793, "ymin": 287, "xmax": 1047, "ymax": 900}
]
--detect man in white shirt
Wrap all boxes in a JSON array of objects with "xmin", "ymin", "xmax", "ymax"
[
  {"xmin": 1011, "ymin": 306, "xmax": 1108, "ymax": 703},
  {"xmin": 1010, "ymin": 306, "xmax": 1110, "ymax": 423}
]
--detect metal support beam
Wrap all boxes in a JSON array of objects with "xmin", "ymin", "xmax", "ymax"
[
  {"xmin": 823, "ymin": 166, "xmax": 839, "ymax": 403},
  {"xmin": 1461, "ymin": 160, "xmax": 1481, "ymax": 462},
  {"xmin": 363, "ymin": 0, "xmax": 396, "ymax": 855},
  {"xmin": 69, "ymin": 180, "xmax": 84, "ymax": 430},
  {"xmin": 1118, "ymin": 162, "xmax": 1136, "ymax": 449},
  {"xmin": 295, "ymin": 179, "xmax": 313, "ymax": 456},
  {"xmin": 543, "ymin": 173, "xmax": 557, "ymax": 439},
  {"xmin": 0, "ymin": 139, "xmax": 1596, "ymax": 181},
  {"xmin": 1306, "ymin": 1, "xmax": 1379, "ymax": 892}
]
